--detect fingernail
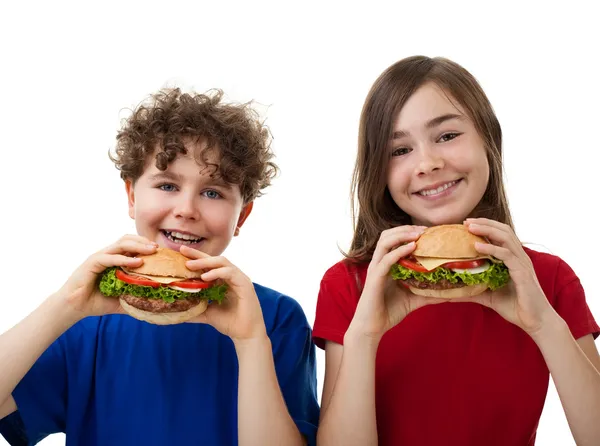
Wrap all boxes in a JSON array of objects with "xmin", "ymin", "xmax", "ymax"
[{"xmin": 146, "ymin": 244, "xmax": 157, "ymax": 249}]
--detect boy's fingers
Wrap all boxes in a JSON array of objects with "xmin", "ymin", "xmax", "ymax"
[
  {"xmin": 105, "ymin": 241, "xmax": 157, "ymax": 256},
  {"xmin": 179, "ymin": 244, "xmax": 211, "ymax": 259},
  {"xmin": 90, "ymin": 254, "xmax": 143, "ymax": 274},
  {"xmin": 186, "ymin": 256, "xmax": 231, "ymax": 271}
]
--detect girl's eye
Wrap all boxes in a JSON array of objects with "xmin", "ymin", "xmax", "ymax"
[
  {"xmin": 158, "ymin": 183, "xmax": 177, "ymax": 192},
  {"xmin": 391, "ymin": 147, "xmax": 411, "ymax": 157},
  {"xmin": 203, "ymin": 189, "xmax": 222, "ymax": 199},
  {"xmin": 438, "ymin": 132, "xmax": 461, "ymax": 143}
]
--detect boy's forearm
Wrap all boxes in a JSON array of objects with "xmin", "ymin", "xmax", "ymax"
[
  {"xmin": 234, "ymin": 335, "xmax": 306, "ymax": 446},
  {"xmin": 317, "ymin": 328, "xmax": 379, "ymax": 446},
  {"xmin": 532, "ymin": 316, "xmax": 600, "ymax": 446},
  {"xmin": 0, "ymin": 292, "xmax": 81, "ymax": 409}
]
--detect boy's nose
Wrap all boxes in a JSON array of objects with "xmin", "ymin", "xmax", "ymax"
[{"xmin": 174, "ymin": 196, "xmax": 200, "ymax": 220}]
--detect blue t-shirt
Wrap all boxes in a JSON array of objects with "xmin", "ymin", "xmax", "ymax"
[{"xmin": 0, "ymin": 283, "xmax": 319, "ymax": 445}]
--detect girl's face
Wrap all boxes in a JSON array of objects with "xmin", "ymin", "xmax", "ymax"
[{"xmin": 387, "ymin": 82, "xmax": 489, "ymax": 227}]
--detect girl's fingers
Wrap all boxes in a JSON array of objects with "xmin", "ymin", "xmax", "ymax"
[
  {"xmin": 378, "ymin": 241, "xmax": 416, "ymax": 273},
  {"xmin": 464, "ymin": 218, "xmax": 510, "ymax": 234},
  {"xmin": 373, "ymin": 227, "xmax": 426, "ymax": 264},
  {"xmin": 466, "ymin": 223, "xmax": 510, "ymax": 244},
  {"xmin": 474, "ymin": 242, "xmax": 522, "ymax": 271}
]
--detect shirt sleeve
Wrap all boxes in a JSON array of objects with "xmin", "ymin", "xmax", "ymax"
[
  {"xmin": 552, "ymin": 259, "xmax": 600, "ymax": 340},
  {"xmin": 312, "ymin": 261, "xmax": 360, "ymax": 349},
  {"xmin": 0, "ymin": 319, "xmax": 95, "ymax": 445},
  {"xmin": 269, "ymin": 298, "xmax": 320, "ymax": 446}
]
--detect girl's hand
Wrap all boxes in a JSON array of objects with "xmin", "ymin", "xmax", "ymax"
[
  {"xmin": 349, "ymin": 225, "xmax": 447, "ymax": 341},
  {"xmin": 458, "ymin": 218, "xmax": 559, "ymax": 336},
  {"xmin": 59, "ymin": 235, "xmax": 158, "ymax": 317},
  {"xmin": 180, "ymin": 245, "xmax": 267, "ymax": 343}
]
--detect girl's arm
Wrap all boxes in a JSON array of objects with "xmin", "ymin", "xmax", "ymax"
[
  {"xmin": 317, "ymin": 332, "xmax": 380, "ymax": 446},
  {"xmin": 532, "ymin": 316, "xmax": 600, "ymax": 446}
]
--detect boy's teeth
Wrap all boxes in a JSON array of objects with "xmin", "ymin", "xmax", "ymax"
[
  {"xmin": 171, "ymin": 231, "xmax": 199, "ymax": 240},
  {"xmin": 419, "ymin": 180, "xmax": 457, "ymax": 196},
  {"xmin": 164, "ymin": 231, "xmax": 202, "ymax": 243}
]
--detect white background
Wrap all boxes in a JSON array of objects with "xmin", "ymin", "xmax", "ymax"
[{"xmin": 1, "ymin": 1, "xmax": 599, "ymax": 445}]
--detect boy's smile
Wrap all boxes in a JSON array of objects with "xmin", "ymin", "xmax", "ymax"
[{"xmin": 125, "ymin": 139, "xmax": 252, "ymax": 257}]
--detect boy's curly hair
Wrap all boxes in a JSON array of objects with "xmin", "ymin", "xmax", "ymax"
[{"xmin": 109, "ymin": 88, "xmax": 278, "ymax": 203}]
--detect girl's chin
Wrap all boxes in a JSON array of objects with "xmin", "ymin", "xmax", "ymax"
[{"xmin": 412, "ymin": 213, "xmax": 470, "ymax": 227}]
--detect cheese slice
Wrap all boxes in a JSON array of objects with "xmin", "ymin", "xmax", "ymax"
[
  {"xmin": 122, "ymin": 269, "xmax": 184, "ymax": 284},
  {"xmin": 414, "ymin": 256, "xmax": 492, "ymax": 271}
]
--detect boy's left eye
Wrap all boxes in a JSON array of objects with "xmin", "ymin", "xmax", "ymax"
[
  {"xmin": 438, "ymin": 132, "xmax": 461, "ymax": 143},
  {"xmin": 158, "ymin": 183, "xmax": 178, "ymax": 192},
  {"xmin": 203, "ymin": 189, "xmax": 222, "ymax": 199}
]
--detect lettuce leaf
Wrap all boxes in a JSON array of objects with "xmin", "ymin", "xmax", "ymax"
[
  {"xmin": 390, "ymin": 262, "xmax": 510, "ymax": 291},
  {"xmin": 98, "ymin": 267, "xmax": 227, "ymax": 303}
]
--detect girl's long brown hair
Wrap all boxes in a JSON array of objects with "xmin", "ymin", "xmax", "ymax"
[{"xmin": 348, "ymin": 56, "xmax": 513, "ymax": 262}]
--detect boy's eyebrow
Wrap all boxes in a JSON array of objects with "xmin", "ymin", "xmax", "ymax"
[
  {"xmin": 148, "ymin": 171, "xmax": 233, "ymax": 189},
  {"xmin": 148, "ymin": 172, "xmax": 184, "ymax": 183},
  {"xmin": 392, "ymin": 113, "xmax": 464, "ymax": 140}
]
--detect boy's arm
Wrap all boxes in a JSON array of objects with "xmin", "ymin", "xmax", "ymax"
[
  {"xmin": 235, "ymin": 335, "xmax": 308, "ymax": 446},
  {"xmin": 181, "ymin": 245, "xmax": 318, "ymax": 446},
  {"xmin": 0, "ymin": 235, "xmax": 156, "ymax": 427},
  {"xmin": 0, "ymin": 293, "xmax": 81, "ymax": 419}
]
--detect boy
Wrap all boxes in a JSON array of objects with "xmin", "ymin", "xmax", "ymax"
[{"xmin": 0, "ymin": 88, "xmax": 319, "ymax": 445}]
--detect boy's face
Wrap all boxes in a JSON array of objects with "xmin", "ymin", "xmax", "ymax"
[{"xmin": 125, "ymin": 139, "xmax": 252, "ymax": 256}]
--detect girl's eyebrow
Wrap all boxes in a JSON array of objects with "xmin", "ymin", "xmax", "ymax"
[{"xmin": 392, "ymin": 113, "xmax": 464, "ymax": 140}]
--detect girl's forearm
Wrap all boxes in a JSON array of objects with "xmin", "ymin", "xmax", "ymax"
[
  {"xmin": 532, "ymin": 315, "xmax": 600, "ymax": 446},
  {"xmin": 317, "ymin": 327, "xmax": 380, "ymax": 446}
]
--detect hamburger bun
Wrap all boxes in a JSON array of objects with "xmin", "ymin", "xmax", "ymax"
[
  {"xmin": 408, "ymin": 283, "xmax": 488, "ymax": 299},
  {"xmin": 120, "ymin": 296, "xmax": 208, "ymax": 325},
  {"xmin": 124, "ymin": 247, "xmax": 204, "ymax": 279},
  {"xmin": 413, "ymin": 224, "xmax": 486, "ymax": 259}
]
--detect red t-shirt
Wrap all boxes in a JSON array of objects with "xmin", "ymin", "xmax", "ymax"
[{"xmin": 313, "ymin": 247, "xmax": 599, "ymax": 446}]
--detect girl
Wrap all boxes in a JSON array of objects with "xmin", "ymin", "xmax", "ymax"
[{"xmin": 312, "ymin": 56, "xmax": 600, "ymax": 446}]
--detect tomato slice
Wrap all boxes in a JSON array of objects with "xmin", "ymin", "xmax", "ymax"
[
  {"xmin": 115, "ymin": 269, "xmax": 161, "ymax": 288},
  {"xmin": 441, "ymin": 259, "xmax": 487, "ymax": 270},
  {"xmin": 398, "ymin": 258, "xmax": 430, "ymax": 273},
  {"xmin": 169, "ymin": 278, "xmax": 213, "ymax": 290}
]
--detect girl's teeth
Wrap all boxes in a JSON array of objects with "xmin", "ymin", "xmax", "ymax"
[{"xmin": 419, "ymin": 181, "xmax": 457, "ymax": 196}]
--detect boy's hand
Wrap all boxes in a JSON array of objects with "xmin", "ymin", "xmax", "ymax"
[
  {"xmin": 57, "ymin": 235, "xmax": 158, "ymax": 318},
  {"xmin": 179, "ymin": 245, "xmax": 267, "ymax": 343}
]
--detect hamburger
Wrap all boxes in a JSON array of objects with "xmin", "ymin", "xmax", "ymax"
[
  {"xmin": 390, "ymin": 224, "xmax": 510, "ymax": 298},
  {"xmin": 98, "ymin": 247, "xmax": 226, "ymax": 324}
]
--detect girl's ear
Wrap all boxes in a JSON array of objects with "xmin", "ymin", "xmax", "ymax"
[{"xmin": 125, "ymin": 180, "xmax": 135, "ymax": 220}]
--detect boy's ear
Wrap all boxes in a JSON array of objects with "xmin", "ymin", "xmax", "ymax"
[
  {"xmin": 125, "ymin": 180, "xmax": 135, "ymax": 220},
  {"xmin": 236, "ymin": 201, "xmax": 254, "ymax": 232}
]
